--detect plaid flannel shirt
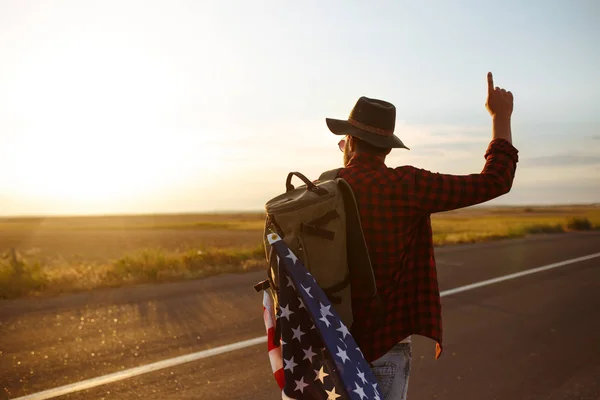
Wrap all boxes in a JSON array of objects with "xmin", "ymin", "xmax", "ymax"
[{"xmin": 338, "ymin": 138, "xmax": 519, "ymax": 362}]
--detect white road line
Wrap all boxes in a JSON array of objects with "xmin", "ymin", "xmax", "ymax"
[
  {"xmin": 12, "ymin": 337, "xmax": 268, "ymax": 400},
  {"xmin": 441, "ymin": 252, "xmax": 600, "ymax": 297},
  {"xmin": 12, "ymin": 251, "xmax": 600, "ymax": 400}
]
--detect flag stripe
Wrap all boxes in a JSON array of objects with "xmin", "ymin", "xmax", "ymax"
[
  {"xmin": 262, "ymin": 291, "xmax": 284, "ymax": 391},
  {"xmin": 268, "ymin": 349, "xmax": 282, "ymax": 372}
]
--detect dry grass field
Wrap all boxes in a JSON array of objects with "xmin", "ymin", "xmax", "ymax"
[{"xmin": 1, "ymin": 205, "xmax": 598, "ymax": 299}]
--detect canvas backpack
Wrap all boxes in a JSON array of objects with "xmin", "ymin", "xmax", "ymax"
[{"xmin": 254, "ymin": 168, "xmax": 382, "ymax": 332}]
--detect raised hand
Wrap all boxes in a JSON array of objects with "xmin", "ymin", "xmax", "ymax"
[{"xmin": 485, "ymin": 72, "xmax": 513, "ymax": 119}]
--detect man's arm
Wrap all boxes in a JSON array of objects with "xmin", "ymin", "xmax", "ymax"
[
  {"xmin": 410, "ymin": 139, "xmax": 518, "ymax": 214},
  {"xmin": 487, "ymin": 71, "xmax": 513, "ymax": 144},
  {"xmin": 409, "ymin": 72, "xmax": 519, "ymax": 214}
]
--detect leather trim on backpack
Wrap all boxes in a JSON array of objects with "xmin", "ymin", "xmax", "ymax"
[
  {"xmin": 299, "ymin": 209, "xmax": 340, "ymax": 240},
  {"xmin": 323, "ymin": 272, "xmax": 351, "ymax": 304},
  {"xmin": 309, "ymin": 210, "xmax": 339, "ymax": 227},
  {"xmin": 300, "ymin": 223, "xmax": 335, "ymax": 240},
  {"xmin": 253, "ymin": 279, "xmax": 270, "ymax": 292}
]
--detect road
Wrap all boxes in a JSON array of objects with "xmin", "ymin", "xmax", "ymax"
[{"xmin": 1, "ymin": 232, "xmax": 599, "ymax": 400}]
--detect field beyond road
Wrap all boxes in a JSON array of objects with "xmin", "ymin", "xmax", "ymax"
[{"xmin": 1, "ymin": 205, "xmax": 599, "ymax": 299}]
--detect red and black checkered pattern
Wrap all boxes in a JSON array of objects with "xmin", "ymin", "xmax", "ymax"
[{"xmin": 339, "ymin": 138, "xmax": 519, "ymax": 362}]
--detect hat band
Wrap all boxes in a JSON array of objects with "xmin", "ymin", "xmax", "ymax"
[{"xmin": 347, "ymin": 118, "xmax": 393, "ymax": 136}]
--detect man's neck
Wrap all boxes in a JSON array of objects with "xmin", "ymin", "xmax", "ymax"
[{"xmin": 346, "ymin": 152, "xmax": 387, "ymax": 167}]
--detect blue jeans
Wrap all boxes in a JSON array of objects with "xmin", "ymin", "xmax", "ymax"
[{"xmin": 369, "ymin": 342, "xmax": 412, "ymax": 400}]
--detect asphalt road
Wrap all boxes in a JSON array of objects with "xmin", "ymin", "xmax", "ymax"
[{"xmin": 1, "ymin": 232, "xmax": 599, "ymax": 400}]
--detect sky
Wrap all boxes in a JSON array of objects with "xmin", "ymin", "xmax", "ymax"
[{"xmin": 0, "ymin": 0, "xmax": 599, "ymax": 216}]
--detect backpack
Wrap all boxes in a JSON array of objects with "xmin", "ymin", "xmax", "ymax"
[{"xmin": 254, "ymin": 168, "xmax": 381, "ymax": 332}]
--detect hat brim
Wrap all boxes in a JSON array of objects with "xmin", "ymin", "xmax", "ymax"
[{"xmin": 326, "ymin": 118, "xmax": 409, "ymax": 150}]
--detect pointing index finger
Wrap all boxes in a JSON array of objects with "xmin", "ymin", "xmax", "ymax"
[{"xmin": 487, "ymin": 72, "xmax": 494, "ymax": 94}]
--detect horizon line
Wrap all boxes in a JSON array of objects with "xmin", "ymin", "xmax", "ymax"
[{"xmin": 1, "ymin": 202, "xmax": 599, "ymax": 220}]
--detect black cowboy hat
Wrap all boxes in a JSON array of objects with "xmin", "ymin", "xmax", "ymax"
[{"xmin": 326, "ymin": 96, "xmax": 409, "ymax": 150}]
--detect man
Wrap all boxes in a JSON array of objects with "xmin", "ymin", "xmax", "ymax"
[{"xmin": 324, "ymin": 72, "xmax": 518, "ymax": 399}]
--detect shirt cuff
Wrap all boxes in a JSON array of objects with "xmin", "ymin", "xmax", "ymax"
[{"xmin": 485, "ymin": 138, "xmax": 519, "ymax": 164}]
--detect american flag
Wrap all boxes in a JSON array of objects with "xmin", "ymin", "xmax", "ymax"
[{"xmin": 262, "ymin": 232, "xmax": 383, "ymax": 400}]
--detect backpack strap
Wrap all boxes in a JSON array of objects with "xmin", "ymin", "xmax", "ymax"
[
  {"xmin": 338, "ymin": 180, "xmax": 378, "ymax": 299},
  {"xmin": 318, "ymin": 168, "xmax": 343, "ymax": 182},
  {"xmin": 336, "ymin": 178, "xmax": 386, "ymax": 329}
]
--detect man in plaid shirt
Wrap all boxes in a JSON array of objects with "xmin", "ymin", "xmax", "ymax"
[{"xmin": 324, "ymin": 72, "xmax": 518, "ymax": 399}]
